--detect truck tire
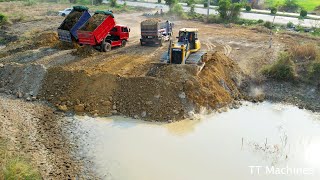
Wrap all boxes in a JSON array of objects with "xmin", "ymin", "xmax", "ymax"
[
  {"xmin": 101, "ymin": 43, "xmax": 111, "ymax": 52},
  {"xmin": 121, "ymin": 40, "xmax": 127, "ymax": 47}
]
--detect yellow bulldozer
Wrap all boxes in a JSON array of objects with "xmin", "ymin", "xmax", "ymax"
[{"xmin": 160, "ymin": 28, "xmax": 207, "ymax": 73}]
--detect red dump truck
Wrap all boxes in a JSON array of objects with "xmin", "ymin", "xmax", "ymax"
[{"xmin": 77, "ymin": 11, "xmax": 130, "ymax": 52}]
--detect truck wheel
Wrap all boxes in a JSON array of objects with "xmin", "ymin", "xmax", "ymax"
[
  {"xmin": 101, "ymin": 43, "xmax": 111, "ymax": 52},
  {"xmin": 121, "ymin": 40, "xmax": 127, "ymax": 47}
]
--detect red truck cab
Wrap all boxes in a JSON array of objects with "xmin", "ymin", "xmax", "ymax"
[{"xmin": 104, "ymin": 25, "xmax": 130, "ymax": 50}]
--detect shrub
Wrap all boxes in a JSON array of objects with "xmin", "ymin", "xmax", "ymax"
[
  {"xmin": 287, "ymin": 21, "xmax": 294, "ymax": 28},
  {"xmin": 204, "ymin": 2, "xmax": 208, "ymax": 8},
  {"xmin": 270, "ymin": 7, "xmax": 277, "ymax": 15},
  {"xmin": 289, "ymin": 43, "xmax": 318, "ymax": 61},
  {"xmin": 110, "ymin": 0, "xmax": 117, "ymax": 7},
  {"xmin": 0, "ymin": 13, "xmax": 8, "ymax": 25},
  {"xmin": 187, "ymin": 0, "xmax": 195, "ymax": 6},
  {"xmin": 158, "ymin": 0, "xmax": 161, "ymax": 3},
  {"xmin": 257, "ymin": 19, "xmax": 263, "ymax": 23},
  {"xmin": 309, "ymin": 61, "xmax": 320, "ymax": 82},
  {"xmin": 264, "ymin": 21, "xmax": 272, "ymax": 29},
  {"xmin": 262, "ymin": 52, "xmax": 296, "ymax": 80},
  {"xmin": 3, "ymin": 157, "xmax": 41, "ymax": 180},
  {"xmin": 189, "ymin": 4, "xmax": 195, "ymax": 15},
  {"xmin": 300, "ymin": 9, "xmax": 307, "ymax": 17},
  {"xmin": 165, "ymin": 0, "xmax": 177, "ymax": 7},
  {"xmin": 245, "ymin": 5, "xmax": 251, "ymax": 12}
]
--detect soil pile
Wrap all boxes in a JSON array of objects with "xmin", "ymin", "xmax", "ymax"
[
  {"xmin": 80, "ymin": 14, "xmax": 106, "ymax": 31},
  {"xmin": 60, "ymin": 11, "xmax": 82, "ymax": 31},
  {"xmin": 34, "ymin": 31, "xmax": 59, "ymax": 47},
  {"xmin": 0, "ymin": 63, "xmax": 46, "ymax": 98},
  {"xmin": 38, "ymin": 52, "xmax": 244, "ymax": 121}
]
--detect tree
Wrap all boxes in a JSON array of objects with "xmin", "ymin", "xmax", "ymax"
[
  {"xmin": 217, "ymin": 0, "xmax": 242, "ymax": 21},
  {"xmin": 187, "ymin": 0, "xmax": 195, "ymax": 6},
  {"xmin": 110, "ymin": 0, "xmax": 117, "ymax": 7},
  {"xmin": 165, "ymin": 0, "xmax": 177, "ymax": 7},
  {"xmin": 245, "ymin": 4, "xmax": 251, "ymax": 12}
]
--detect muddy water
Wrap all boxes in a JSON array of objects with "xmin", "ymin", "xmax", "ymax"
[{"xmin": 68, "ymin": 102, "xmax": 320, "ymax": 180}]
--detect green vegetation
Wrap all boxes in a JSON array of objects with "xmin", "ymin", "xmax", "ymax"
[
  {"xmin": 286, "ymin": 21, "xmax": 294, "ymax": 28},
  {"xmin": 309, "ymin": 61, "xmax": 320, "ymax": 82},
  {"xmin": 300, "ymin": 9, "xmax": 308, "ymax": 17},
  {"xmin": 110, "ymin": 0, "xmax": 117, "ymax": 7},
  {"xmin": 0, "ymin": 139, "xmax": 41, "ymax": 180},
  {"xmin": 0, "ymin": 13, "xmax": 8, "ymax": 25},
  {"xmin": 266, "ymin": 0, "xmax": 319, "ymax": 11},
  {"xmin": 245, "ymin": 5, "xmax": 252, "ymax": 12},
  {"xmin": 270, "ymin": 7, "xmax": 278, "ymax": 14},
  {"xmin": 217, "ymin": 0, "xmax": 242, "ymax": 21},
  {"xmin": 262, "ymin": 52, "xmax": 296, "ymax": 80}
]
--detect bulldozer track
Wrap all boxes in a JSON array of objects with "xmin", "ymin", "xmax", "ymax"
[
  {"xmin": 224, "ymin": 44, "xmax": 232, "ymax": 57},
  {"xmin": 204, "ymin": 41, "xmax": 216, "ymax": 51}
]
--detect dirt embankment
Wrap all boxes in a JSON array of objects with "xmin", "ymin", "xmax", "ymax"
[{"xmin": 38, "ymin": 52, "xmax": 243, "ymax": 121}]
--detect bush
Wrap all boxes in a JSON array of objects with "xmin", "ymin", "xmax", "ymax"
[
  {"xmin": 257, "ymin": 19, "xmax": 263, "ymax": 23},
  {"xmin": 24, "ymin": 0, "xmax": 36, "ymax": 6},
  {"xmin": 110, "ymin": 0, "xmax": 117, "ymax": 7},
  {"xmin": 189, "ymin": 4, "xmax": 195, "ymax": 15},
  {"xmin": 270, "ymin": 7, "xmax": 277, "ymax": 15},
  {"xmin": 264, "ymin": 21, "xmax": 272, "ymax": 29},
  {"xmin": 245, "ymin": 5, "xmax": 251, "ymax": 12},
  {"xmin": 187, "ymin": 0, "xmax": 195, "ymax": 6},
  {"xmin": 158, "ymin": 0, "xmax": 161, "ymax": 3},
  {"xmin": 262, "ymin": 52, "xmax": 296, "ymax": 80},
  {"xmin": 287, "ymin": 21, "xmax": 294, "ymax": 28},
  {"xmin": 3, "ymin": 158, "xmax": 41, "ymax": 180},
  {"xmin": 204, "ymin": 2, "xmax": 208, "ymax": 8},
  {"xmin": 309, "ymin": 62, "xmax": 320, "ymax": 81},
  {"xmin": 300, "ymin": 9, "xmax": 307, "ymax": 17},
  {"xmin": 0, "ymin": 13, "xmax": 8, "ymax": 25}
]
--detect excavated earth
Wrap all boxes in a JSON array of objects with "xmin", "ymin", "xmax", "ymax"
[{"xmin": 38, "ymin": 52, "xmax": 243, "ymax": 121}]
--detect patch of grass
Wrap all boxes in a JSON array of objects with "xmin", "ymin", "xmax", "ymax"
[
  {"xmin": 0, "ymin": 139, "xmax": 41, "ymax": 180},
  {"xmin": 266, "ymin": 0, "xmax": 319, "ymax": 11},
  {"xmin": 261, "ymin": 52, "xmax": 297, "ymax": 80},
  {"xmin": 0, "ymin": 13, "xmax": 8, "ymax": 25},
  {"xmin": 290, "ymin": 43, "xmax": 319, "ymax": 61}
]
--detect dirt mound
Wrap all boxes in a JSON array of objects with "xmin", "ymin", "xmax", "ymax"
[
  {"xmin": 60, "ymin": 11, "xmax": 82, "ymax": 30},
  {"xmin": 0, "ymin": 63, "xmax": 46, "ymax": 98},
  {"xmin": 38, "ymin": 52, "xmax": 244, "ymax": 121},
  {"xmin": 34, "ymin": 31, "xmax": 59, "ymax": 47},
  {"xmin": 80, "ymin": 14, "xmax": 106, "ymax": 31},
  {"xmin": 72, "ymin": 45, "xmax": 96, "ymax": 57}
]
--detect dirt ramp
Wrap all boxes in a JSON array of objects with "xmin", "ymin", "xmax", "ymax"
[{"xmin": 0, "ymin": 63, "xmax": 46, "ymax": 98}]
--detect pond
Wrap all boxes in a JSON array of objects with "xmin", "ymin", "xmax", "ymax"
[{"xmin": 67, "ymin": 102, "xmax": 320, "ymax": 180}]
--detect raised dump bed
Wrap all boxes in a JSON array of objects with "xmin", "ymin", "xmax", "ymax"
[
  {"xmin": 77, "ymin": 11, "xmax": 115, "ymax": 46},
  {"xmin": 57, "ymin": 6, "xmax": 91, "ymax": 43}
]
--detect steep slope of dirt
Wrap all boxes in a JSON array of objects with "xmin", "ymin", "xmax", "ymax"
[{"xmin": 38, "ymin": 52, "xmax": 243, "ymax": 121}]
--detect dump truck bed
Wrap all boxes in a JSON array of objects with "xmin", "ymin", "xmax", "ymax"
[
  {"xmin": 57, "ymin": 10, "xmax": 91, "ymax": 42},
  {"xmin": 77, "ymin": 14, "xmax": 115, "ymax": 46}
]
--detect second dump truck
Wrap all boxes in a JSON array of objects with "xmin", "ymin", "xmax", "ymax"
[
  {"xmin": 140, "ymin": 18, "xmax": 173, "ymax": 46},
  {"xmin": 77, "ymin": 11, "xmax": 130, "ymax": 52}
]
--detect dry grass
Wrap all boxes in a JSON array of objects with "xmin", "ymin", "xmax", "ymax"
[{"xmin": 289, "ymin": 43, "xmax": 319, "ymax": 61}]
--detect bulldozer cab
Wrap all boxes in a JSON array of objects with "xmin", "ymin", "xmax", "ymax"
[{"xmin": 178, "ymin": 28, "xmax": 198, "ymax": 50}]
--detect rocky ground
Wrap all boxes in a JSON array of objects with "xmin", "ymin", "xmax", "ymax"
[{"xmin": 0, "ymin": 94, "xmax": 96, "ymax": 179}]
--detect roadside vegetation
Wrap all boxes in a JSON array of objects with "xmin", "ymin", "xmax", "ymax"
[
  {"xmin": 261, "ymin": 43, "xmax": 320, "ymax": 84},
  {"xmin": 0, "ymin": 138, "xmax": 41, "ymax": 180}
]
